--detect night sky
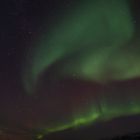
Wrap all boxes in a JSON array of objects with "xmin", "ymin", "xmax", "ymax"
[{"xmin": 0, "ymin": 0, "xmax": 140, "ymax": 140}]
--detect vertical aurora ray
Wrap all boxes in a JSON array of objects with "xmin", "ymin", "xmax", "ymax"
[{"xmin": 21, "ymin": 0, "xmax": 140, "ymax": 135}]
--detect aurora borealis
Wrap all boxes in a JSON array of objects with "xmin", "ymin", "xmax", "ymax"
[
  {"xmin": 21, "ymin": 0, "xmax": 140, "ymax": 137},
  {"xmin": 1, "ymin": 0, "xmax": 140, "ymax": 139},
  {"xmin": 23, "ymin": 0, "xmax": 135, "ymax": 92}
]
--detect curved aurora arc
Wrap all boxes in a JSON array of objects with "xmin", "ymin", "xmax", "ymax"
[{"xmin": 22, "ymin": 0, "xmax": 140, "ymax": 136}]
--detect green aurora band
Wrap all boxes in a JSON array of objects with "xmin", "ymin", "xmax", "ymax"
[{"xmin": 22, "ymin": 0, "xmax": 140, "ymax": 135}]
